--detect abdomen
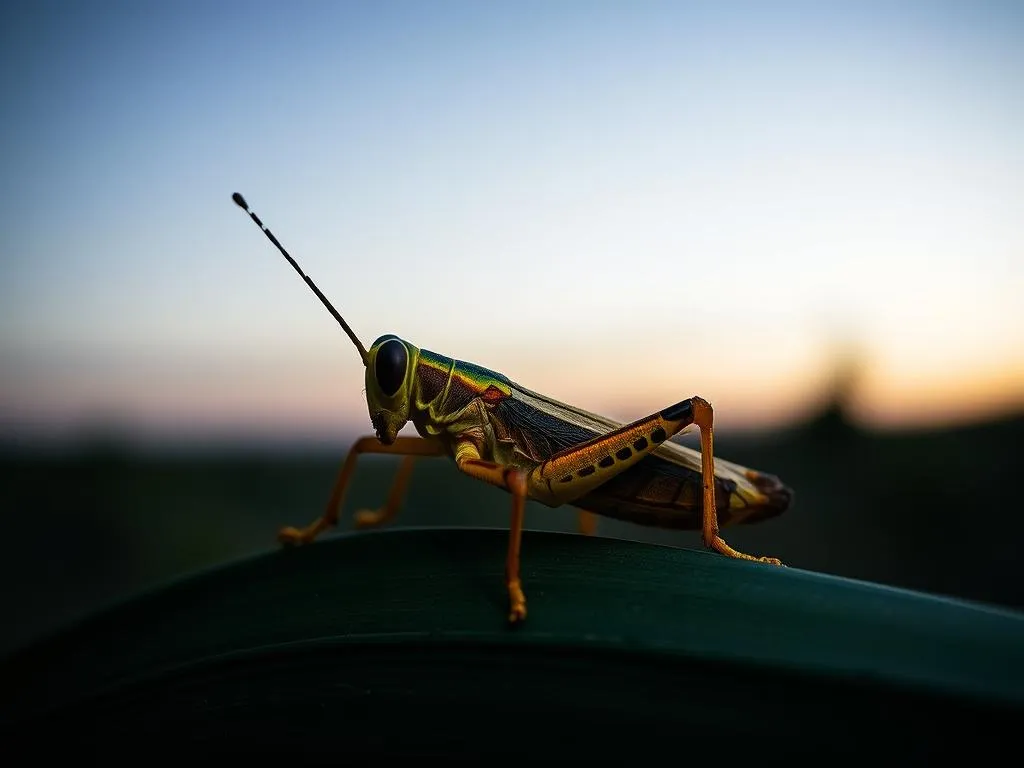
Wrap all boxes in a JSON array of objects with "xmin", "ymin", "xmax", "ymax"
[{"xmin": 575, "ymin": 456, "xmax": 790, "ymax": 530}]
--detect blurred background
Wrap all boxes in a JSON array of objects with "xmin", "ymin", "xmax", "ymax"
[{"xmin": 1, "ymin": 0, "xmax": 1021, "ymax": 656}]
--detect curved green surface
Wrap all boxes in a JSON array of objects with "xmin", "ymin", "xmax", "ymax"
[{"xmin": 2, "ymin": 527, "xmax": 1023, "ymax": 761}]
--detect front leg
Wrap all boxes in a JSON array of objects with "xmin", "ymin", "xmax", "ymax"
[
  {"xmin": 353, "ymin": 455, "xmax": 418, "ymax": 530},
  {"xmin": 279, "ymin": 436, "xmax": 446, "ymax": 546},
  {"xmin": 530, "ymin": 397, "xmax": 781, "ymax": 565},
  {"xmin": 454, "ymin": 441, "xmax": 529, "ymax": 624}
]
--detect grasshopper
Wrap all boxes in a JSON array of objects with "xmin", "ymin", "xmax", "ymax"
[{"xmin": 232, "ymin": 192, "xmax": 792, "ymax": 623}]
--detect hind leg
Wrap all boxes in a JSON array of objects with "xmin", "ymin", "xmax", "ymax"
[{"xmin": 531, "ymin": 396, "xmax": 782, "ymax": 565}]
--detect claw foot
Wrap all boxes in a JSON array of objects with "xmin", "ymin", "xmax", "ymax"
[
  {"xmin": 507, "ymin": 580, "xmax": 527, "ymax": 624},
  {"xmin": 354, "ymin": 508, "xmax": 388, "ymax": 530},
  {"xmin": 278, "ymin": 526, "xmax": 312, "ymax": 547},
  {"xmin": 508, "ymin": 601, "xmax": 528, "ymax": 624}
]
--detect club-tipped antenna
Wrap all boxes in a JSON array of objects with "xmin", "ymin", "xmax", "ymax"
[{"xmin": 232, "ymin": 192, "xmax": 369, "ymax": 366}]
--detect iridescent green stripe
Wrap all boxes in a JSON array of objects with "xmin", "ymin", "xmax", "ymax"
[{"xmin": 420, "ymin": 349, "xmax": 512, "ymax": 398}]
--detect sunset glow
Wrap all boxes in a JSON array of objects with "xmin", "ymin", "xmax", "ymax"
[{"xmin": 1, "ymin": 1, "xmax": 1021, "ymax": 447}]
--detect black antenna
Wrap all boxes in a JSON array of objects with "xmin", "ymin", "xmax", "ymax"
[{"xmin": 232, "ymin": 192, "xmax": 369, "ymax": 366}]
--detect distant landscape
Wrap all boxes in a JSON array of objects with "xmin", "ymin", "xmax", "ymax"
[{"xmin": 1, "ymin": 392, "xmax": 1021, "ymax": 657}]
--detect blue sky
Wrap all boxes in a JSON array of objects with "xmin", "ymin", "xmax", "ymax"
[{"xmin": 2, "ymin": 0, "xmax": 1022, "ymax": 444}]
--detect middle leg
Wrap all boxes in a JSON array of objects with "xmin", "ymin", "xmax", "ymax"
[{"xmin": 453, "ymin": 440, "xmax": 529, "ymax": 623}]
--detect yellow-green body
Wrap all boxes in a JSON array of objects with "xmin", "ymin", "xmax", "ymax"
[{"xmin": 367, "ymin": 335, "xmax": 791, "ymax": 531}]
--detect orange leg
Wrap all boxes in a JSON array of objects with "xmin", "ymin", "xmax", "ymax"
[
  {"xmin": 531, "ymin": 396, "xmax": 781, "ymax": 565},
  {"xmin": 354, "ymin": 455, "xmax": 418, "ymax": 530},
  {"xmin": 454, "ymin": 443, "xmax": 529, "ymax": 623},
  {"xmin": 577, "ymin": 509, "xmax": 598, "ymax": 536},
  {"xmin": 692, "ymin": 398, "xmax": 782, "ymax": 565},
  {"xmin": 278, "ymin": 436, "xmax": 446, "ymax": 546}
]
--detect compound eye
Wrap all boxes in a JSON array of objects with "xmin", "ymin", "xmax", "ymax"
[{"xmin": 374, "ymin": 339, "xmax": 407, "ymax": 397}]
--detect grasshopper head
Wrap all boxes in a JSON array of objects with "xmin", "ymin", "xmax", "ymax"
[{"xmin": 365, "ymin": 334, "xmax": 420, "ymax": 444}]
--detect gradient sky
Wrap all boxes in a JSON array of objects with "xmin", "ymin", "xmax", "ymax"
[{"xmin": 2, "ymin": 0, "xmax": 1022, "ymax": 444}]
